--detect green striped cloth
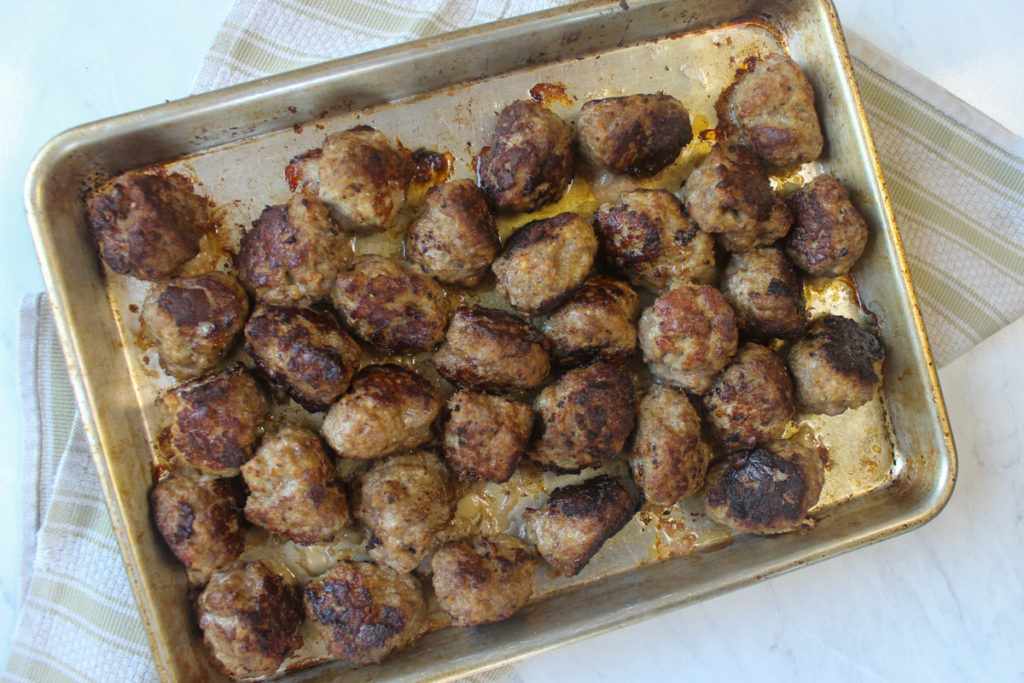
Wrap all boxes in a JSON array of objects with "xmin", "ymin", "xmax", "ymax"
[{"xmin": 6, "ymin": 1, "xmax": 1023, "ymax": 682}]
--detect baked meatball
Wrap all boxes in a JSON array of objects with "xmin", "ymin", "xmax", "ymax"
[
  {"xmin": 721, "ymin": 246, "xmax": 807, "ymax": 342},
  {"xmin": 638, "ymin": 285, "xmax": 739, "ymax": 394},
  {"xmin": 433, "ymin": 305, "xmax": 550, "ymax": 392},
  {"xmin": 477, "ymin": 99, "xmax": 575, "ymax": 213},
  {"xmin": 431, "ymin": 534, "xmax": 539, "ymax": 627},
  {"xmin": 160, "ymin": 364, "xmax": 268, "ymax": 475},
  {"xmin": 317, "ymin": 126, "xmax": 413, "ymax": 232},
  {"xmin": 628, "ymin": 384, "xmax": 713, "ymax": 506},
  {"xmin": 703, "ymin": 438, "xmax": 825, "ymax": 535},
  {"xmin": 784, "ymin": 173, "xmax": 870, "ymax": 277},
  {"xmin": 86, "ymin": 170, "xmax": 213, "ymax": 281},
  {"xmin": 304, "ymin": 560, "xmax": 426, "ymax": 665},
  {"xmin": 523, "ymin": 474, "xmax": 635, "ymax": 577},
  {"xmin": 491, "ymin": 212, "xmax": 598, "ymax": 315},
  {"xmin": 787, "ymin": 314, "xmax": 885, "ymax": 416},
  {"xmin": 140, "ymin": 271, "xmax": 249, "ymax": 379},
  {"xmin": 578, "ymin": 93, "xmax": 692, "ymax": 177},
  {"xmin": 703, "ymin": 343, "xmax": 795, "ymax": 450},
  {"xmin": 244, "ymin": 304, "xmax": 361, "ymax": 412},
  {"xmin": 541, "ymin": 275, "xmax": 640, "ymax": 366},
  {"xmin": 725, "ymin": 52, "xmax": 824, "ymax": 167},
  {"xmin": 321, "ymin": 364, "xmax": 441, "ymax": 460},
  {"xmin": 241, "ymin": 424, "xmax": 350, "ymax": 545},
  {"xmin": 442, "ymin": 391, "xmax": 533, "ymax": 482},
  {"xmin": 237, "ymin": 193, "xmax": 352, "ymax": 306},
  {"xmin": 150, "ymin": 473, "xmax": 245, "ymax": 577},
  {"xmin": 530, "ymin": 362, "xmax": 635, "ymax": 472},
  {"xmin": 196, "ymin": 561, "xmax": 304, "ymax": 679},
  {"xmin": 353, "ymin": 451, "xmax": 456, "ymax": 573},
  {"xmin": 682, "ymin": 142, "xmax": 792, "ymax": 253},
  {"xmin": 406, "ymin": 179, "xmax": 500, "ymax": 286},
  {"xmin": 592, "ymin": 189, "xmax": 717, "ymax": 291},
  {"xmin": 332, "ymin": 255, "xmax": 450, "ymax": 354}
]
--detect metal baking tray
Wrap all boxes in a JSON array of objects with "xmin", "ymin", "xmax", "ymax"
[{"xmin": 25, "ymin": 0, "xmax": 956, "ymax": 680}]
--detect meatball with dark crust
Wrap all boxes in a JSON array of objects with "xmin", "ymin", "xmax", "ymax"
[
  {"xmin": 721, "ymin": 246, "xmax": 807, "ymax": 342},
  {"xmin": 140, "ymin": 271, "xmax": 249, "ymax": 380},
  {"xmin": 318, "ymin": 126, "xmax": 413, "ymax": 233},
  {"xmin": 321, "ymin": 364, "xmax": 441, "ymax": 460},
  {"xmin": 523, "ymin": 474, "xmax": 635, "ymax": 577},
  {"xmin": 431, "ymin": 534, "xmax": 539, "ymax": 627},
  {"xmin": 541, "ymin": 275, "xmax": 640, "ymax": 366},
  {"xmin": 353, "ymin": 451, "xmax": 456, "ymax": 573},
  {"xmin": 530, "ymin": 362, "xmax": 635, "ymax": 472},
  {"xmin": 237, "ymin": 193, "xmax": 353, "ymax": 306},
  {"xmin": 196, "ymin": 561, "xmax": 304, "ymax": 679},
  {"xmin": 304, "ymin": 560, "xmax": 426, "ymax": 665},
  {"xmin": 442, "ymin": 391, "xmax": 533, "ymax": 482},
  {"xmin": 244, "ymin": 304, "xmax": 361, "ymax": 412},
  {"xmin": 332, "ymin": 254, "xmax": 450, "ymax": 354},
  {"xmin": 787, "ymin": 314, "xmax": 885, "ymax": 416},
  {"xmin": 578, "ymin": 93, "xmax": 692, "ymax": 177},
  {"xmin": 628, "ymin": 385, "xmax": 713, "ymax": 506},
  {"xmin": 682, "ymin": 142, "xmax": 792, "ymax": 253},
  {"xmin": 86, "ymin": 170, "xmax": 213, "ymax": 281},
  {"xmin": 161, "ymin": 364, "xmax": 268, "ymax": 475},
  {"xmin": 784, "ymin": 173, "xmax": 869, "ymax": 277},
  {"xmin": 150, "ymin": 473, "xmax": 246, "ymax": 577},
  {"xmin": 407, "ymin": 179, "xmax": 500, "ymax": 287},
  {"xmin": 593, "ymin": 189, "xmax": 717, "ymax": 291},
  {"xmin": 491, "ymin": 212, "xmax": 598, "ymax": 315},
  {"xmin": 241, "ymin": 424, "xmax": 350, "ymax": 545},
  {"xmin": 477, "ymin": 100, "xmax": 575, "ymax": 213},
  {"xmin": 703, "ymin": 343, "xmax": 795, "ymax": 450},
  {"xmin": 703, "ymin": 438, "xmax": 825, "ymax": 535},
  {"xmin": 638, "ymin": 284, "xmax": 738, "ymax": 394},
  {"xmin": 433, "ymin": 305, "xmax": 550, "ymax": 393}
]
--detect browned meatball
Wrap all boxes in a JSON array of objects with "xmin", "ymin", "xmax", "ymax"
[
  {"xmin": 244, "ymin": 304, "xmax": 361, "ymax": 412},
  {"xmin": 492, "ymin": 212, "xmax": 598, "ymax": 315},
  {"xmin": 784, "ymin": 173, "xmax": 870, "ymax": 277},
  {"xmin": 530, "ymin": 362, "xmax": 635, "ymax": 472},
  {"xmin": 321, "ymin": 364, "xmax": 441, "ymax": 460},
  {"xmin": 86, "ymin": 170, "xmax": 213, "ymax": 281},
  {"xmin": 353, "ymin": 451, "xmax": 456, "ymax": 573},
  {"xmin": 703, "ymin": 343, "xmax": 795, "ymax": 450},
  {"xmin": 578, "ymin": 93, "xmax": 692, "ymax": 177},
  {"xmin": 240, "ymin": 424, "xmax": 350, "ymax": 545},
  {"xmin": 477, "ymin": 100, "xmax": 575, "ymax": 213},
  {"xmin": 628, "ymin": 384, "xmax": 713, "ymax": 506},
  {"xmin": 682, "ymin": 142, "xmax": 792, "ymax": 253},
  {"xmin": 406, "ymin": 179, "xmax": 500, "ymax": 286},
  {"xmin": 431, "ymin": 534, "xmax": 538, "ymax": 627},
  {"xmin": 703, "ymin": 438, "xmax": 825, "ymax": 535},
  {"xmin": 721, "ymin": 246, "xmax": 807, "ymax": 342},
  {"xmin": 150, "ymin": 473, "xmax": 245, "ymax": 577},
  {"xmin": 592, "ymin": 189, "xmax": 717, "ymax": 291},
  {"xmin": 433, "ymin": 305, "xmax": 550, "ymax": 392},
  {"xmin": 160, "ymin": 364, "xmax": 268, "ymax": 475},
  {"xmin": 332, "ymin": 255, "xmax": 450, "ymax": 354},
  {"xmin": 304, "ymin": 560, "xmax": 426, "ymax": 665},
  {"xmin": 317, "ymin": 126, "xmax": 413, "ymax": 232},
  {"xmin": 638, "ymin": 285, "xmax": 738, "ymax": 394},
  {"xmin": 787, "ymin": 314, "xmax": 885, "ymax": 416},
  {"xmin": 541, "ymin": 275, "xmax": 639, "ymax": 367},
  {"xmin": 237, "ymin": 193, "xmax": 352, "ymax": 306},
  {"xmin": 523, "ymin": 474, "xmax": 635, "ymax": 577},
  {"xmin": 726, "ymin": 53, "xmax": 824, "ymax": 167},
  {"xmin": 442, "ymin": 391, "xmax": 533, "ymax": 482},
  {"xmin": 196, "ymin": 561, "xmax": 304, "ymax": 679}
]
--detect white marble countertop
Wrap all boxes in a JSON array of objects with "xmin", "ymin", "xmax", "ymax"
[{"xmin": 2, "ymin": 0, "xmax": 1022, "ymax": 679}]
